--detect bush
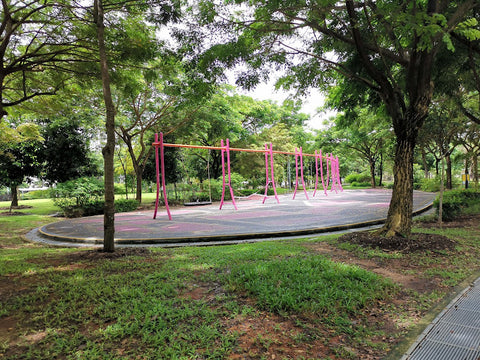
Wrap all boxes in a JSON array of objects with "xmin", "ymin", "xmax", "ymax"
[
  {"xmin": 351, "ymin": 181, "xmax": 371, "ymax": 187},
  {"xmin": 115, "ymin": 198, "xmax": 140, "ymax": 213},
  {"xmin": 51, "ymin": 177, "xmax": 104, "ymax": 217},
  {"xmin": 434, "ymin": 189, "xmax": 480, "ymax": 220},
  {"xmin": 420, "ymin": 177, "xmax": 441, "ymax": 192},
  {"xmin": 114, "ymin": 183, "xmax": 128, "ymax": 195},
  {"xmin": 345, "ymin": 172, "xmax": 373, "ymax": 185}
]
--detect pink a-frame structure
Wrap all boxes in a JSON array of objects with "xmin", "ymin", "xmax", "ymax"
[{"xmin": 152, "ymin": 133, "xmax": 342, "ymax": 219}]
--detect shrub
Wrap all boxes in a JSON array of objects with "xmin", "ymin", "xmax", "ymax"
[
  {"xmin": 115, "ymin": 198, "xmax": 140, "ymax": 213},
  {"xmin": 345, "ymin": 172, "xmax": 373, "ymax": 185},
  {"xmin": 114, "ymin": 183, "xmax": 128, "ymax": 195},
  {"xmin": 51, "ymin": 177, "xmax": 104, "ymax": 217},
  {"xmin": 420, "ymin": 177, "xmax": 441, "ymax": 192},
  {"xmin": 434, "ymin": 189, "xmax": 480, "ymax": 220}
]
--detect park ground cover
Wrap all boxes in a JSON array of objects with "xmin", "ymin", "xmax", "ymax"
[{"xmin": 1, "ymin": 198, "xmax": 480, "ymax": 359}]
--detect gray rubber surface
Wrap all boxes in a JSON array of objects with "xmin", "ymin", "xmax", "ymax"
[{"xmin": 30, "ymin": 189, "xmax": 435, "ymax": 246}]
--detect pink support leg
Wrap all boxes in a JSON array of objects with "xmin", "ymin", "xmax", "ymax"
[
  {"xmin": 154, "ymin": 133, "xmax": 172, "ymax": 220},
  {"xmin": 319, "ymin": 150, "xmax": 327, "ymax": 196},
  {"xmin": 263, "ymin": 143, "xmax": 280, "ymax": 204},
  {"xmin": 336, "ymin": 156, "xmax": 344, "ymax": 191},
  {"xmin": 269, "ymin": 143, "xmax": 280, "ymax": 203},
  {"xmin": 153, "ymin": 133, "xmax": 160, "ymax": 219},
  {"xmin": 293, "ymin": 148, "xmax": 299, "ymax": 200},
  {"xmin": 219, "ymin": 139, "xmax": 237, "ymax": 210},
  {"xmin": 226, "ymin": 139, "xmax": 238, "ymax": 210},
  {"xmin": 299, "ymin": 147, "xmax": 309, "ymax": 199},
  {"xmin": 220, "ymin": 139, "xmax": 226, "ymax": 210},
  {"xmin": 313, "ymin": 150, "xmax": 319, "ymax": 197}
]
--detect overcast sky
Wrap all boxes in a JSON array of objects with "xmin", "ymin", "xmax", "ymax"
[{"xmin": 238, "ymin": 81, "xmax": 336, "ymax": 131}]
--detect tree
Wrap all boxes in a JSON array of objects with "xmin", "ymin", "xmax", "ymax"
[
  {"xmin": 324, "ymin": 109, "xmax": 392, "ymax": 188},
  {"xmin": 418, "ymin": 99, "xmax": 463, "ymax": 189},
  {"xmin": 40, "ymin": 117, "xmax": 100, "ymax": 184},
  {"xmin": 0, "ymin": 0, "xmax": 89, "ymax": 120},
  {"xmin": 189, "ymin": 0, "xmax": 479, "ymax": 237},
  {"xmin": 115, "ymin": 66, "xmax": 204, "ymax": 203},
  {"xmin": 0, "ymin": 123, "xmax": 43, "ymax": 208}
]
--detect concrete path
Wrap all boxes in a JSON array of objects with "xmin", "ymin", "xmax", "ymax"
[{"xmin": 30, "ymin": 189, "xmax": 435, "ymax": 246}]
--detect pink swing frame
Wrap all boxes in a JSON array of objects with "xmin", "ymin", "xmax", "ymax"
[{"xmin": 152, "ymin": 133, "xmax": 342, "ymax": 220}]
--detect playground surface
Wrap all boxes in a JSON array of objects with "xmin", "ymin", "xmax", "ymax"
[{"xmin": 30, "ymin": 188, "xmax": 435, "ymax": 247}]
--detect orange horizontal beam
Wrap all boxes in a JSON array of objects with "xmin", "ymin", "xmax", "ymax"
[{"xmin": 152, "ymin": 142, "xmax": 335, "ymax": 159}]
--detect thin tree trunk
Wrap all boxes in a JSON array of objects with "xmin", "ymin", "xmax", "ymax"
[
  {"xmin": 95, "ymin": 0, "xmax": 115, "ymax": 253},
  {"xmin": 438, "ymin": 156, "xmax": 445, "ymax": 226},
  {"xmin": 421, "ymin": 148, "xmax": 429, "ymax": 178},
  {"xmin": 379, "ymin": 137, "xmax": 415, "ymax": 237},
  {"xmin": 446, "ymin": 154, "xmax": 452, "ymax": 190},
  {"xmin": 378, "ymin": 152, "xmax": 383, "ymax": 187},
  {"xmin": 136, "ymin": 171, "xmax": 143, "ymax": 203},
  {"xmin": 10, "ymin": 185, "xmax": 18, "ymax": 209},
  {"xmin": 369, "ymin": 160, "xmax": 376, "ymax": 188},
  {"xmin": 474, "ymin": 152, "xmax": 479, "ymax": 188}
]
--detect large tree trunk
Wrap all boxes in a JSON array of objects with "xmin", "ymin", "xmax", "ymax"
[
  {"xmin": 380, "ymin": 137, "xmax": 415, "ymax": 237},
  {"xmin": 95, "ymin": 0, "xmax": 115, "ymax": 253}
]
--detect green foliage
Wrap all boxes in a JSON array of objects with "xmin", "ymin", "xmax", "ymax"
[
  {"xmin": 420, "ymin": 177, "xmax": 441, "ymax": 192},
  {"xmin": 51, "ymin": 178, "xmax": 140, "ymax": 217},
  {"xmin": 22, "ymin": 189, "xmax": 51, "ymax": 200},
  {"xmin": 434, "ymin": 189, "xmax": 480, "ymax": 220},
  {"xmin": 114, "ymin": 198, "xmax": 140, "ymax": 213},
  {"xmin": 344, "ymin": 173, "xmax": 371, "ymax": 184},
  {"xmin": 40, "ymin": 118, "xmax": 100, "ymax": 184},
  {"xmin": 51, "ymin": 177, "xmax": 104, "ymax": 217}
]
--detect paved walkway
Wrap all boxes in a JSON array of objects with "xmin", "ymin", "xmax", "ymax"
[{"xmin": 30, "ymin": 189, "xmax": 434, "ymax": 246}]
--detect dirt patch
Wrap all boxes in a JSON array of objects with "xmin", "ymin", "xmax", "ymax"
[
  {"xmin": 419, "ymin": 214, "xmax": 480, "ymax": 229},
  {"xmin": 62, "ymin": 247, "xmax": 153, "ymax": 262},
  {"xmin": 0, "ymin": 205, "xmax": 33, "ymax": 210},
  {"xmin": 338, "ymin": 231, "xmax": 456, "ymax": 253},
  {"xmin": 0, "ymin": 211, "xmax": 29, "ymax": 216}
]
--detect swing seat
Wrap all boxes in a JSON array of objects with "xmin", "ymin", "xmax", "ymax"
[{"xmin": 183, "ymin": 200, "xmax": 212, "ymax": 206}]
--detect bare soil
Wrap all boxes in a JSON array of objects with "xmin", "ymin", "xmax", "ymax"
[{"xmin": 0, "ymin": 205, "xmax": 33, "ymax": 216}]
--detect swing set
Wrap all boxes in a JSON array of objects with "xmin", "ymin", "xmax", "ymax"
[{"xmin": 152, "ymin": 132, "xmax": 342, "ymax": 220}]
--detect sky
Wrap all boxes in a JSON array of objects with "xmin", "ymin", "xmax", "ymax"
[{"xmin": 234, "ymin": 78, "xmax": 336, "ymax": 131}]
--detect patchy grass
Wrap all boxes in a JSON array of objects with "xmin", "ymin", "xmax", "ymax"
[{"xmin": 1, "ymin": 200, "xmax": 480, "ymax": 359}]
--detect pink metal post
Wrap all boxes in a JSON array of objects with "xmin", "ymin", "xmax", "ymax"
[
  {"xmin": 325, "ymin": 154, "xmax": 331, "ymax": 190},
  {"xmin": 292, "ymin": 147, "xmax": 309, "ymax": 200},
  {"xmin": 336, "ymin": 156, "xmax": 344, "ymax": 191},
  {"xmin": 330, "ymin": 154, "xmax": 338, "ymax": 193},
  {"xmin": 220, "ymin": 139, "xmax": 226, "ymax": 209},
  {"xmin": 219, "ymin": 139, "xmax": 237, "ymax": 210},
  {"xmin": 320, "ymin": 150, "xmax": 327, "ymax": 196},
  {"xmin": 153, "ymin": 133, "xmax": 160, "ymax": 219},
  {"xmin": 313, "ymin": 150, "xmax": 319, "ymax": 197},
  {"xmin": 153, "ymin": 133, "xmax": 172, "ymax": 220},
  {"xmin": 263, "ymin": 143, "xmax": 280, "ymax": 204}
]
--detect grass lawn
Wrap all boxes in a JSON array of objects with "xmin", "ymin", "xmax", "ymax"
[{"xmin": 1, "ymin": 197, "xmax": 480, "ymax": 359}]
